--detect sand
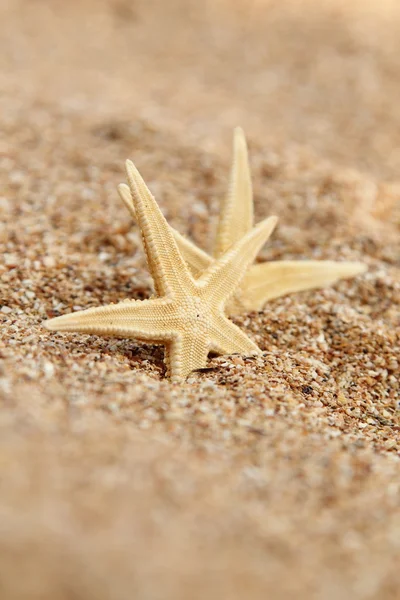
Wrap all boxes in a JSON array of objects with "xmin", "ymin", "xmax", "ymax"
[{"xmin": 0, "ymin": 1, "xmax": 399, "ymax": 598}]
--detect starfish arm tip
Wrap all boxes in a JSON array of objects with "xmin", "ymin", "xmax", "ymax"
[
  {"xmin": 117, "ymin": 182, "xmax": 136, "ymax": 216},
  {"xmin": 125, "ymin": 159, "xmax": 136, "ymax": 182},
  {"xmin": 331, "ymin": 261, "xmax": 367, "ymax": 278},
  {"xmin": 43, "ymin": 318, "xmax": 58, "ymax": 331},
  {"xmin": 117, "ymin": 182, "xmax": 130, "ymax": 195},
  {"xmin": 125, "ymin": 159, "xmax": 137, "ymax": 178},
  {"xmin": 352, "ymin": 262, "xmax": 368, "ymax": 275},
  {"xmin": 270, "ymin": 215, "xmax": 279, "ymax": 228},
  {"xmin": 234, "ymin": 125, "xmax": 245, "ymax": 137},
  {"xmin": 43, "ymin": 313, "xmax": 82, "ymax": 332}
]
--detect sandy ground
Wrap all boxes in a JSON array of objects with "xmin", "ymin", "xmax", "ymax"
[{"xmin": 0, "ymin": 1, "xmax": 400, "ymax": 598}]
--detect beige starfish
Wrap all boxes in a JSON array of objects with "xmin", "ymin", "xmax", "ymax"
[
  {"xmin": 118, "ymin": 128, "xmax": 366, "ymax": 315},
  {"xmin": 45, "ymin": 161, "xmax": 278, "ymax": 382}
]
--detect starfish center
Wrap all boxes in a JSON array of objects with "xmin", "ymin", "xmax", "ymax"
[{"xmin": 176, "ymin": 295, "xmax": 210, "ymax": 332}]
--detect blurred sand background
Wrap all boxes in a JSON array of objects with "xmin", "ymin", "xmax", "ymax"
[{"xmin": 0, "ymin": 1, "xmax": 399, "ymax": 598}]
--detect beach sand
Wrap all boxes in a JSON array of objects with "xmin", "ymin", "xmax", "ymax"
[{"xmin": 0, "ymin": 1, "xmax": 399, "ymax": 598}]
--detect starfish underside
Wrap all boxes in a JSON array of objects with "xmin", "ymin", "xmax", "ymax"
[
  {"xmin": 118, "ymin": 128, "xmax": 365, "ymax": 315},
  {"xmin": 45, "ymin": 162, "xmax": 278, "ymax": 381}
]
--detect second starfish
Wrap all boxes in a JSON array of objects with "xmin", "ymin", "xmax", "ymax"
[{"xmin": 119, "ymin": 128, "xmax": 365, "ymax": 315}]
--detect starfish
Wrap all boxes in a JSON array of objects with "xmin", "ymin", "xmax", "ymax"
[
  {"xmin": 118, "ymin": 128, "xmax": 366, "ymax": 315},
  {"xmin": 44, "ymin": 161, "xmax": 278, "ymax": 382}
]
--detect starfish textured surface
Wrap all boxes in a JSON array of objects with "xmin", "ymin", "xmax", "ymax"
[
  {"xmin": 118, "ymin": 128, "xmax": 366, "ymax": 315},
  {"xmin": 45, "ymin": 162, "xmax": 278, "ymax": 382}
]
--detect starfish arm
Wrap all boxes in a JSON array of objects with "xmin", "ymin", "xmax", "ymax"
[
  {"xmin": 214, "ymin": 127, "xmax": 254, "ymax": 258},
  {"xmin": 118, "ymin": 182, "xmax": 163, "ymax": 295},
  {"xmin": 118, "ymin": 183, "xmax": 212, "ymax": 277},
  {"xmin": 209, "ymin": 313, "xmax": 260, "ymax": 355},
  {"xmin": 118, "ymin": 183, "xmax": 137, "ymax": 219},
  {"xmin": 166, "ymin": 334, "xmax": 210, "ymax": 382},
  {"xmin": 242, "ymin": 260, "xmax": 367, "ymax": 309},
  {"xmin": 125, "ymin": 160, "xmax": 196, "ymax": 297},
  {"xmin": 44, "ymin": 298, "xmax": 176, "ymax": 342},
  {"xmin": 225, "ymin": 290, "xmax": 254, "ymax": 317},
  {"xmin": 171, "ymin": 229, "xmax": 213, "ymax": 276},
  {"xmin": 199, "ymin": 216, "xmax": 278, "ymax": 308}
]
